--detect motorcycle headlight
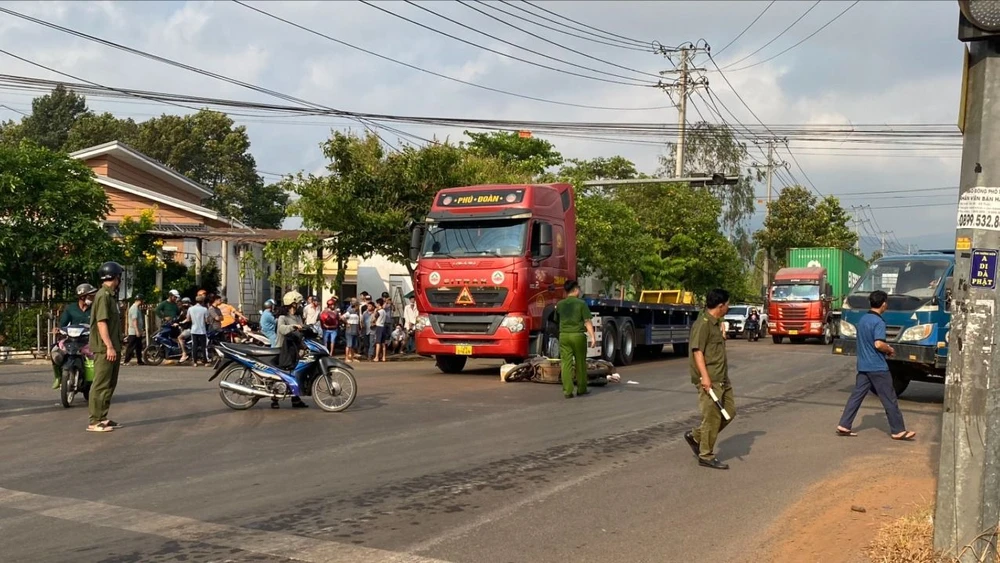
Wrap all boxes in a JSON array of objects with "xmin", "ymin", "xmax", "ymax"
[
  {"xmin": 414, "ymin": 315, "xmax": 430, "ymax": 332},
  {"xmin": 500, "ymin": 315, "xmax": 526, "ymax": 334},
  {"xmin": 840, "ymin": 320, "xmax": 857, "ymax": 338},
  {"xmin": 900, "ymin": 323, "xmax": 934, "ymax": 342},
  {"xmin": 66, "ymin": 327, "xmax": 84, "ymax": 338}
]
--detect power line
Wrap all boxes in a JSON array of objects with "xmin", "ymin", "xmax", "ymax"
[
  {"xmin": 0, "ymin": 103, "xmax": 27, "ymax": 116},
  {"xmin": 714, "ymin": 1, "xmax": 776, "ymax": 57},
  {"xmin": 521, "ymin": 0, "xmax": 653, "ymax": 48},
  {"xmin": 485, "ymin": 1, "xmax": 654, "ymax": 53},
  {"xmin": 721, "ymin": 1, "xmax": 820, "ymax": 70},
  {"xmin": 233, "ymin": 1, "xmax": 671, "ymax": 111},
  {"xmin": 724, "ymin": 1, "xmax": 861, "ymax": 72},
  {"xmin": 358, "ymin": 0, "xmax": 658, "ymax": 87},
  {"xmin": 455, "ymin": 0, "xmax": 663, "ymax": 80}
]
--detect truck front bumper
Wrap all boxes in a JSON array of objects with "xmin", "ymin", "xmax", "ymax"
[
  {"xmin": 832, "ymin": 338, "xmax": 939, "ymax": 366},
  {"xmin": 415, "ymin": 328, "xmax": 529, "ymax": 359}
]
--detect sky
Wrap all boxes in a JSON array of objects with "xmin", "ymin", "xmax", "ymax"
[{"xmin": 0, "ymin": 0, "xmax": 966, "ymax": 253}]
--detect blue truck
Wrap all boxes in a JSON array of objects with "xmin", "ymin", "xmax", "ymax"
[{"xmin": 832, "ymin": 251, "xmax": 954, "ymax": 396}]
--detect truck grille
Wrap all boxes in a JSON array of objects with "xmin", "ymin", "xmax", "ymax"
[
  {"xmin": 782, "ymin": 322, "xmax": 808, "ymax": 331},
  {"xmin": 425, "ymin": 287, "xmax": 508, "ymax": 308},
  {"xmin": 430, "ymin": 314, "xmax": 503, "ymax": 335},
  {"xmin": 779, "ymin": 308, "xmax": 809, "ymax": 320},
  {"xmin": 886, "ymin": 326, "xmax": 903, "ymax": 341}
]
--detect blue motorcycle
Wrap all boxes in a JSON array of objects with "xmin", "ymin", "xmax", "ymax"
[
  {"xmin": 142, "ymin": 321, "xmax": 234, "ymax": 366},
  {"xmin": 209, "ymin": 329, "xmax": 357, "ymax": 412}
]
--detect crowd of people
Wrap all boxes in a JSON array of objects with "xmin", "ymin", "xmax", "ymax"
[{"xmin": 152, "ymin": 289, "xmax": 247, "ymax": 366}]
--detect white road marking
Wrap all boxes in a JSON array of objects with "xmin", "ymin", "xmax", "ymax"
[{"xmin": 0, "ymin": 487, "xmax": 452, "ymax": 563}]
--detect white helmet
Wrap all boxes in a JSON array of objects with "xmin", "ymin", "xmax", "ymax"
[
  {"xmin": 282, "ymin": 291, "xmax": 304, "ymax": 306},
  {"xmin": 169, "ymin": 289, "xmax": 181, "ymax": 298}
]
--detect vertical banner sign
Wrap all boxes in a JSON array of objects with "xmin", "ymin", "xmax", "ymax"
[{"xmin": 970, "ymin": 248, "xmax": 998, "ymax": 289}]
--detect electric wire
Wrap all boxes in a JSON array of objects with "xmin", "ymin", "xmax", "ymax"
[
  {"xmin": 721, "ymin": 1, "xmax": 820, "ymax": 70},
  {"xmin": 521, "ymin": 0, "xmax": 654, "ymax": 48},
  {"xmin": 486, "ymin": 1, "xmax": 654, "ymax": 52},
  {"xmin": 714, "ymin": 1, "xmax": 776, "ymax": 57}
]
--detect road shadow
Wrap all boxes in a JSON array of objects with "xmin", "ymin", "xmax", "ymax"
[
  {"xmin": 341, "ymin": 392, "xmax": 389, "ymax": 413},
  {"xmin": 717, "ymin": 430, "xmax": 766, "ymax": 462}
]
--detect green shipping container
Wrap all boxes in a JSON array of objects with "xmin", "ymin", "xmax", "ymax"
[{"xmin": 786, "ymin": 248, "xmax": 867, "ymax": 311}]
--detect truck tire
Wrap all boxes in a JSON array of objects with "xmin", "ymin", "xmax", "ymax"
[
  {"xmin": 888, "ymin": 363, "xmax": 913, "ymax": 397},
  {"xmin": 772, "ymin": 335, "xmax": 783, "ymax": 344},
  {"xmin": 600, "ymin": 319, "xmax": 618, "ymax": 364},
  {"xmin": 615, "ymin": 318, "xmax": 636, "ymax": 366},
  {"xmin": 435, "ymin": 355, "xmax": 467, "ymax": 374},
  {"xmin": 821, "ymin": 324, "xmax": 834, "ymax": 346},
  {"xmin": 672, "ymin": 342, "xmax": 689, "ymax": 356}
]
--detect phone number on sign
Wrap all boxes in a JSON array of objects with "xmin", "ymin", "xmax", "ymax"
[{"xmin": 957, "ymin": 213, "xmax": 1000, "ymax": 229}]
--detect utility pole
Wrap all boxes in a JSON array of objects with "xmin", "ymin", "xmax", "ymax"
[
  {"xmin": 935, "ymin": 3, "xmax": 1000, "ymax": 560},
  {"xmin": 657, "ymin": 42, "xmax": 709, "ymax": 178},
  {"xmin": 752, "ymin": 139, "xmax": 788, "ymax": 294}
]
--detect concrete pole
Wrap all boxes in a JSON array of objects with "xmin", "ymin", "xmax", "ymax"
[
  {"xmin": 674, "ymin": 47, "xmax": 688, "ymax": 178},
  {"xmin": 220, "ymin": 240, "xmax": 229, "ymax": 298},
  {"xmin": 934, "ymin": 37, "xmax": 1000, "ymax": 561},
  {"xmin": 762, "ymin": 140, "xmax": 774, "ymax": 295},
  {"xmin": 194, "ymin": 238, "xmax": 203, "ymax": 286}
]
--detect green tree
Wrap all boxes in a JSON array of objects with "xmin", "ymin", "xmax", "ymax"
[
  {"xmin": 0, "ymin": 142, "xmax": 114, "ymax": 300},
  {"xmin": 464, "ymin": 130, "xmax": 563, "ymax": 176},
  {"xmin": 64, "ymin": 112, "xmax": 140, "ymax": 152},
  {"xmin": 0, "ymin": 119, "xmax": 23, "ymax": 146},
  {"xmin": 658, "ymin": 122, "xmax": 760, "ymax": 233},
  {"xmin": 753, "ymin": 186, "xmax": 859, "ymax": 269},
  {"xmin": 18, "ymin": 85, "xmax": 88, "ymax": 151}
]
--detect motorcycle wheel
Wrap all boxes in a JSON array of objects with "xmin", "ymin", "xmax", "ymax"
[
  {"xmin": 143, "ymin": 345, "xmax": 165, "ymax": 366},
  {"xmin": 312, "ymin": 367, "xmax": 357, "ymax": 412},
  {"xmin": 60, "ymin": 366, "xmax": 78, "ymax": 408},
  {"xmin": 218, "ymin": 366, "xmax": 261, "ymax": 410}
]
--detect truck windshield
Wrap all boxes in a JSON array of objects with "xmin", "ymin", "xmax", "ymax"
[
  {"xmin": 421, "ymin": 219, "xmax": 527, "ymax": 258},
  {"xmin": 727, "ymin": 306, "xmax": 747, "ymax": 316},
  {"xmin": 851, "ymin": 259, "xmax": 949, "ymax": 300},
  {"xmin": 772, "ymin": 284, "xmax": 820, "ymax": 302}
]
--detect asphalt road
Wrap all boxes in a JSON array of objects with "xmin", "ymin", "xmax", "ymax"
[{"xmin": 0, "ymin": 341, "xmax": 944, "ymax": 563}]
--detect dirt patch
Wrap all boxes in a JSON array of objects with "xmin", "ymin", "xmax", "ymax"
[{"xmin": 755, "ymin": 448, "xmax": 936, "ymax": 563}]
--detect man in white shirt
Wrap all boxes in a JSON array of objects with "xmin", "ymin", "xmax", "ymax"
[
  {"xmin": 344, "ymin": 300, "xmax": 361, "ymax": 363},
  {"xmin": 303, "ymin": 295, "xmax": 321, "ymax": 333},
  {"xmin": 403, "ymin": 297, "xmax": 419, "ymax": 353},
  {"xmin": 186, "ymin": 295, "xmax": 209, "ymax": 366}
]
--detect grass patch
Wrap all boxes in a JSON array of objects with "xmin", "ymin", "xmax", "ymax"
[{"xmin": 866, "ymin": 506, "xmax": 999, "ymax": 563}]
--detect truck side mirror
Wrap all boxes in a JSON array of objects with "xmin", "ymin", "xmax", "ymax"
[
  {"xmin": 532, "ymin": 222, "xmax": 553, "ymax": 260},
  {"xmin": 409, "ymin": 223, "xmax": 425, "ymax": 262}
]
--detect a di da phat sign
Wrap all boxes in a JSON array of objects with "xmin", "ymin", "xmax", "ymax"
[{"xmin": 970, "ymin": 248, "xmax": 998, "ymax": 289}]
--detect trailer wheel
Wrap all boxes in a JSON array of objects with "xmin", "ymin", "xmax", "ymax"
[
  {"xmin": 600, "ymin": 319, "xmax": 618, "ymax": 364},
  {"xmin": 616, "ymin": 318, "xmax": 635, "ymax": 366},
  {"xmin": 435, "ymin": 355, "xmax": 467, "ymax": 374}
]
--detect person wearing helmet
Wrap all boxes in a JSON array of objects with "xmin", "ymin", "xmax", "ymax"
[
  {"xmin": 50, "ymin": 283, "xmax": 98, "ymax": 389},
  {"xmin": 274, "ymin": 291, "xmax": 308, "ymax": 409},
  {"xmin": 260, "ymin": 299, "xmax": 277, "ymax": 347},
  {"xmin": 155, "ymin": 289, "xmax": 181, "ymax": 326},
  {"xmin": 88, "ymin": 261, "xmax": 124, "ymax": 433},
  {"xmin": 176, "ymin": 297, "xmax": 193, "ymax": 363}
]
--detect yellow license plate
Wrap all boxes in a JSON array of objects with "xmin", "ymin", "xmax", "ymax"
[
  {"xmin": 789, "ymin": 330, "xmax": 799, "ymax": 335},
  {"xmin": 455, "ymin": 345, "xmax": 473, "ymax": 355}
]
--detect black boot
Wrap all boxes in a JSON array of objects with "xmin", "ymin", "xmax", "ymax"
[{"xmin": 291, "ymin": 397, "xmax": 309, "ymax": 408}]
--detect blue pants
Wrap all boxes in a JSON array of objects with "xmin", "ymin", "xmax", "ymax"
[
  {"xmin": 324, "ymin": 329, "xmax": 338, "ymax": 348},
  {"xmin": 838, "ymin": 370, "xmax": 906, "ymax": 434}
]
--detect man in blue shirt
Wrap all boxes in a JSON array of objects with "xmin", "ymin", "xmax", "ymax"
[
  {"xmin": 835, "ymin": 290, "xmax": 916, "ymax": 440},
  {"xmin": 260, "ymin": 299, "xmax": 277, "ymax": 347}
]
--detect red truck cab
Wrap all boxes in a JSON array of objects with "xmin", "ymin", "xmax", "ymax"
[
  {"xmin": 767, "ymin": 267, "xmax": 835, "ymax": 345},
  {"xmin": 409, "ymin": 184, "xmax": 575, "ymax": 373}
]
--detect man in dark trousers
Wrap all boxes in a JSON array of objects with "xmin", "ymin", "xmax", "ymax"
[
  {"xmin": 835, "ymin": 290, "xmax": 916, "ymax": 440},
  {"xmin": 555, "ymin": 280, "xmax": 597, "ymax": 399},
  {"xmin": 685, "ymin": 288, "xmax": 736, "ymax": 470},
  {"xmin": 88, "ymin": 262, "xmax": 124, "ymax": 433}
]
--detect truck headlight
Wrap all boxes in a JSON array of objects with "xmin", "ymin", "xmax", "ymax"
[
  {"xmin": 413, "ymin": 315, "xmax": 430, "ymax": 332},
  {"xmin": 900, "ymin": 324, "xmax": 934, "ymax": 342},
  {"xmin": 500, "ymin": 315, "xmax": 526, "ymax": 333},
  {"xmin": 840, "ymin": 320, "xmax": 856, "ymax": 338}
]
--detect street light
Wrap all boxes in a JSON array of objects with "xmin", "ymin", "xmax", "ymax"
[{"xmin": 959, "ymin": 0, "xmax": 1000, "ymax": 41}]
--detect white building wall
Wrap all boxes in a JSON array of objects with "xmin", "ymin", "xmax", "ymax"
[{"xmin": 355, "ymin": 255, "xmax": 413, "ymax": 298}]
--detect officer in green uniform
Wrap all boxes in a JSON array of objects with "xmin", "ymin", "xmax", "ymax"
[
  {"xmin": 50, "ymin": 283, "xmax": 98, "ymax": 389},
  {"xmin": 87, "ymin": 262, "xmax": 124, "ymax": 433},
  {"xmin": 684, "ymin": 288, "xmax": 736, "ymax": 470},
  {"xmin": 555, "ymin": 280, "xmax": 597, "ymax": 399}
]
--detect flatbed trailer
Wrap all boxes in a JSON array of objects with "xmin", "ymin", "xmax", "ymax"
[{"xmin": 582, "ymin": 297, "xmax": 699, "ymax": 365}]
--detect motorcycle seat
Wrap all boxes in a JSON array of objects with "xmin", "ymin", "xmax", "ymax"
[{"xmin": 220, "ymin": 343, "xmax": 281, "ymax": 357}]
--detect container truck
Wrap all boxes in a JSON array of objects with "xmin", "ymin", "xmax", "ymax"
[
  {"xmin": 408, "ymin": 183, "xmax": 699, "ymax": 373},
  {"xmin": 833, "ymin": 251, "xmax": 954, "ymax": 396},
  {"xmin": 768, "ymin": 248, "xmax": 867, "ymax": 345}
]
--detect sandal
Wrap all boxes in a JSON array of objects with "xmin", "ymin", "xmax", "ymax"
[
  {"xmin": 836, "ymin": 427, "xmax": 858, "ymax": 437},
  {"xmin": 101, "ymin": 420, "xmax": 123, "ymax": 429},
  {"xmin": 86, "ymin": 422, "xmax": 114, "ymax": 432},
  {"xmin": 891, "ymin": 431, "xmax": 917, "ymax": 441}
]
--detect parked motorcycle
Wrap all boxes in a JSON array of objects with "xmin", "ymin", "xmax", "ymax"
[
  {"xmin": 236, "ymin": 318, "xmax": 270, "ymax": 347},
  {"xmin": 142, "ymin": 322, "xmax": 226, "ymax": 366},
  {"xmin": 55, "ymin": 324, "xmax": 92, "ymax": 408},
  {"xmin": 745, "ymin": 318, "xmax": 761, "ymax": 342},
  {"xmin": 209, "ymin": 328, "xmax": 357, "ymax": 412}
]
